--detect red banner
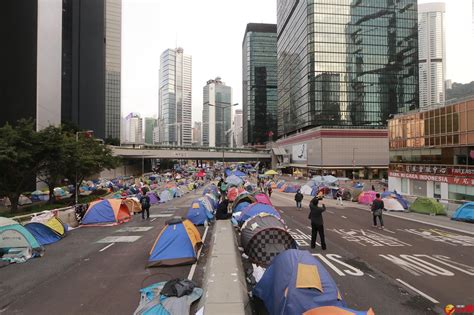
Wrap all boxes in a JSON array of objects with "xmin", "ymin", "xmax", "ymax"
[{"xmin": 389, "ymin": 171, "xmax": 474, "ymax": 186}]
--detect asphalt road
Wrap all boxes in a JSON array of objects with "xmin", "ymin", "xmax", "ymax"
[
  {"xmin": 0, "ymin": 189, "xmax": 211, "ymax": 315},
  {"xmin": 269, "ymin": 191, "xmax": 474, "ymax": 315}
]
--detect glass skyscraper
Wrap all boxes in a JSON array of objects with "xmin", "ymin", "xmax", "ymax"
[
  {"xmin": 202, "ymin": 78, "xmax": 232, "ymax": 147},
  {"xmin": 158, "ymin": 48, "xmax": 192, "ymax": 146},
  {"xmin": 277, "ymin": 0, "xmax": 419, "ymax": 137},
  {"xmin": 242, "ymin": 23, "xmax": 278, "ymax": 145}
]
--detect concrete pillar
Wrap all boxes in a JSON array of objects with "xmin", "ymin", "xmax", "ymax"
[{"xmin": 426, "ymin": 181, "xmax": 434, "ymax": 198}]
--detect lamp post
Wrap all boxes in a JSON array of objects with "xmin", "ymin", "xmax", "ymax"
[
  {"xmin": 75, "ymin": 130, "xmax": 94, "ymax": 206},
  {"xmin": 352, "ymin": 147, "xmax": 357, "ymax": 181}
]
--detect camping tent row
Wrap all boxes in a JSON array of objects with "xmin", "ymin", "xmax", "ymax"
[
  {"xmin": 1, "ymin": 214, "xmax": 67, "ymax": 264},
  {"xmin": 253, "ymin": 249, "xmax": 374, "ymax": 315},
  {"xmin": 186, "ymin": 194, "xmax": 218, "ymax": 226}
]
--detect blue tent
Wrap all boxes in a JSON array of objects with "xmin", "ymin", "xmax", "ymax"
[
  {"xmin": 311, "ymin": 186, "xmax": 318, "ymax": 196},
  {"xmin": 452, "ymin": 202, "xmax": 474, "ymax": 222},
  {"xmin": 284, "ymin": 185, "xmax": 300, "ymax": 193},
  {"xmin": 148, "ymin": 217, "xmax": 201, "ymax": 267},
  {"xmin": 381, "ymin": 191, "xmax": 409, "ymax": 209},
  {"xmin": 234, "ymin": 201, "xmax": 250, "ymax": 213},
  {"xmin": 253, "ymin": 249, "xmax": 346, "ymax": 315},
  {"xmin": 24, "ymin": 222, "xmax": 61, "ymax": 245},
  {"xmin": 232, "ymin": 170, "xmax": 247, "ymax": 177},
  {"xmin": 186, "ymin": 199, "xmax": 214, "ymax": 225},
  {"xmin": 238, "ymin": 203, "xmax": 281, "ymax": 223},
  {"xmin": 203, "ymin": 185, "xmax": 219, "ymax": 198}
]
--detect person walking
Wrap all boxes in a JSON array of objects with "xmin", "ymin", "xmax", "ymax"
[
  {"xmin": 371, "ymin": 193, "xmax": 385, "ymax": 229},
  {"xmin": 268, "ymin": 185, "xmax": 273, "ymax": 197},
  {"xmin": 336, "ymin": 188, "xmax": 343, "ymax": 206},
  {"xmin": 140, "ymin": 194, "xmax": 151, "ymax": 220},
  {"xmin": 308, "ymin": 196, "xmax": 327, "ymax": 250},
  {"xmin": 294, "ymin": 190, "xmax": 303, "ymax": 210}
]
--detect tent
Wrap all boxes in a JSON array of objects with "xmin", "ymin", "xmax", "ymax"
[
  {"xmin": 381, "ymin": 191, "xmax": 409, "ymax": 209},
  {"xmin": 233, "ymin": 194, "xmax": 257, "ymax": 211},
  {"xmin": 232, "ymin": 170, "xmax": 247, "ymax": 177},
  {"xmin": 234, "ymin": 201, "xmax": 251, "ymax": 213},
  {"xmin": 382, "ymin": 197, "xmax": 406, "ymax": 212},
  {"xmin": 24, "ymin": 222, "xmax": 62, "ymax": 245},
  {"xmin": 81, "ymin": 199, "xmax": 131, "ymax": 225},
  {"xmin": 241, "ymin": 213, "xmax": 297, "ymax": 267},
  {"xmin": 284, "ymin": 184, "xmax": 300, "ymax": 193},
  {"xmin": 276, "ymin": 181, "xmax": 286, "ymax": 189},
  {"xmin": 227, "ymin": 187, "xmax": 240, "ymax": 202},
  {"xmin": 186, "ymin": 199, "xmax": 214, "ymax": 225},
  {"xmin": 204, "ymin": 193, "xmax": 219, "ymax": 209},
  {"xmin": 358, "ymin": 191, "xmax": 377, "ymax": 205},
  {"xmin": 203, "ymin": 185, "xmax": 219, "ymax": 197},
  {"xmin": 264, "ymin": 170, "xmax": 278, "ymax": 176},
  {"xmin": 31, "ymin": 190, "xmax": 49, "ymax": 202},
  {"xmin": 351, "ymin": 189, "xmax": 363, "ymax": 202},
  {"xmin": 123, "ymin": 197, "xmax": 142, "ymax": 213},
  {"xmin": 198, "ymin": 196, "xmax": 215, "ymax": 213},
  {"xmin": 300, "ymin": 185, "xmax": 313, "ymax": 196},
  {"xmin": 159, "ymin": 190, "xmax": 173, "ymax": 203},
  {"xmin": 452, "ymin": 202, "xmax": 474, "ymax": 222},
  {"xmin": 238, "ymin": 203, "xmax": 281, "ymax": 223},
  {"xmin": 322, "ymin": 175, "xmax": 338, "ymax": 184},
  {"xmin": 148, "ymin": 217, "xmax": 202, "ymax": 267},
  {"xmin": 226, "ymin": 175, "xmax": 243, "ymax": 187},
  {"xmin": 254, "ymin": 193, "xmax": 272, "ymax": 205},
  {"xmin": 409, "ymin": 197, "xmax": 447, "ymax": 215},
  {"xmin": 146, "ymin": 191, "xmax": 160, "ymax": 205},
  {"xmin": 0, "ymin": 217, "xmax": 44, "ymax": 263},
  {"xmin": 304, "ymin": 306, "xmax": 374, "ymax": 315},
  {"xmin": 30, "ymin": 214, "xmax": 67, "ymax": 237},
  {"xmin": 253, "ymin": 249, "xmax": 346, "ymax": 315}
]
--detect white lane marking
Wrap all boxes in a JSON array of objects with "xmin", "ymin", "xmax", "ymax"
[
  {"xmin": 312, "ymin": 254, "xmax": 345, "ymax": 276},
  {"xmin": 97, "ymin": 236, "xmax": 142, "ymax": 243},
  {"xmin": 150, "ymin": 214, "xmax": 173, "ymax": 218},
  {"xmin": 368, "ymin": 274, "xmax": 375, "ymax": 279},
  {"xmin": 341, "ymin": 215, "xmax": 347, "ymax": 219},
  {"xmin": 150, "ymin": 218, "xmax": 157, "ymax": 222},
  {"xmin": 99, "ymin": 243, "xmax": 115, "ymax": 252},
  {"xmin": 327, "ymin": 210, "xmax": 335, "ymax": 214},
  {"xmin": 382, "ymin": 228, "xmax": 396, "ymax": 234},
  {"xmin": 116, "ymin": 227, "xmax": 153, "ymax": 232},
  {"xmin": 188, "ymin": 225, "xmax": 209, "ymax": 281},
  {"xmin": 396, "ymin": 279, "xmax": 439, "ymax": 304}
]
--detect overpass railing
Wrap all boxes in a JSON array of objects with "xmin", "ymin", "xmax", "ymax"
[{"xmin": 114, "ymin": 144, "xmax": 270, "ymax": 154}]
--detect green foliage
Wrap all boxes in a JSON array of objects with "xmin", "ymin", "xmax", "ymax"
[
  {"xmin": 104, "ymin": 136, "xmax": 120, "ymax": 146},
  {"xmin": 446, "ymin": 81, "xmax": 474, "ymax": 101}
]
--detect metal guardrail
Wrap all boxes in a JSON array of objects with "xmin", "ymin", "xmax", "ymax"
[
  {"xmin": 114, "ymin": 144, "xmax": 270, "ymax": 154},
  {"xmin": 10, "ymin": 205, "xmax": 75, "ymax": 224}
]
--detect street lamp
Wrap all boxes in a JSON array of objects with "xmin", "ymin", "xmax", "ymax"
[
  {"xmin": 75, "ymin": 130, "xmax": 94, "ymax": 206},
  {"xmin": 352, "ymin": 147, "xmax": 357, "ymax": 181}
]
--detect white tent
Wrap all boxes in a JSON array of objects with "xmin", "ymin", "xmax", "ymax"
[
  {"xmin": 159, "ymin": 190, "xmax": 172, "ymax": 203},
  {"xmin": 300, "ymin": 185, "xmax": 313, "ymax": 196},
  {"xmin": 383, "ymin": 197, "xmax": 405, "ymax": 211}
]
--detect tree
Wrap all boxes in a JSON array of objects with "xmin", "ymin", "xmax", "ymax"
[
  {"xmin": 104, "ymin": 136, "xmax": 120, "ymax": 146},
  {"xmin": 0, "ymin": 120, "xmax": 43, "ymax": 213}
]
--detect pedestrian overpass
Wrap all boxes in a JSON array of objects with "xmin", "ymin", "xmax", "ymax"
[{"xmin": 110, "ymin": 145, "xmax": 271, "ymax": 161}]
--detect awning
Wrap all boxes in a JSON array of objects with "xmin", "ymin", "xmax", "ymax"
[{"xmin": 272, "ymin": 147, "xmax": 287, "ymax": 155}]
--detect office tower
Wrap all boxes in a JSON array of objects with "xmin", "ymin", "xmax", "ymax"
[
  {"xmin": 158, "ymin": 48, "xmax": 192, "ymax": 146},
  {"xmin": 233, "ymin": 109, "xmax": 243, "ymax": 148},
  {"xmin": 202, "ymin": 78, "xmax": 232, "ymax": 147},
  {"xmin": 122, "ymin": 113, "xmax": 143, "ymax": 144},
  {"xmin": 276, "ymin": 0, "xmax": 418, "ymax": 136},
  {"xmin": 1, "ymin": 0, "xmax": 63, "ymax": 130},
  {"xmin": 61, "ymin": 0, "xmax": 122, "ymax": 139},
  {"xmin": 242, "ymin": 23, "xmax": 278, "ymax": 145},
  {"xmin": 418, "ymin": 3, "xmax": 446, "ymax": 107},
  {"xmin": 192, "ymin": 122, "xmax": 202, "ymax": 146},
  {"xmin": 144, "ymin": 117, "xmax": 157, "ymax": 145}
]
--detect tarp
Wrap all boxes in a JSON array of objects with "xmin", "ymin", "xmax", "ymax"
[
  {"xmin": 253, "ymin": 249, "xmax": 346, "ymax": 315},
  {"xmin": 382, "ymin": 197, "xmax": 405, "ymax": 212},
  {"xmin": 24, "ymin": 222, "xmax": 62, "ymax": 245},
  {"xmin": 148, "ymin": 217, "xmax": 202, "ymax": 267},
  {"xmin": 241, "ymin": 213, "xmax": 297, "ymax": 267},
  {"xmin": 452, "ymin": 202, "xmax": 474, "ymax": 222},
  {"xmin": 81, "ymin": 199, "xmax": 131, "ymax": 225},
  {"xmin": 381, "ymin": 191, "xmax": 409, "ymax": 209},
  {"xmin": 186, "ymin": 199, "xmax": 214, "ymax": 225},
  {"xmin": 254, "ymin": 193, "xmax": 272, "ymax": 205},
  {"xmin": 238, "ymin": 203, "xmax": 281, "ymax": 223},
  {"xmin": 358, "ymin": 191, "xmax": 377, "ymax": 205},
  {"xmin": 409, "ymin": 197, "xmax": 447, "ymax": 215},
  {"xmin": 0, "ymin": 217, "xmax": 44, "ymax": 263}
]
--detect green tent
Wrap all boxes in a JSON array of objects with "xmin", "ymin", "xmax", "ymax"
[
  {"xmin": 351, "ymin": 189, "xmax": 363, "ymax": 202},
  {"xmin": 409, "ymin": 197, "xmax": 446, "ymax": 215}
]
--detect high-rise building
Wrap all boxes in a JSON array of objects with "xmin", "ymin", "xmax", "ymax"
[
  {"xmin": 61, "ymin": 0, "xmax": 122, "ymax": 139},
  {"xmin": 276, "ymin": 0, "xmax": 419, "ymax": 137},
  {"xmin": 202, "ymin": 78, "xmax": 233, "ymax": 147},
  {"xmin": 192, "ymin": 122, "xmax": 202, "ymax": 146},
  {"xmin": 122, "ymin": 113, "xmax": 143, "ymax": 144},
  {"xmin": 233, "ymin": 109, "xmax": 243, "ymax": 148},
  {"xmin": 158, "ymin": 48, "xmax": 192, "ymax": 146},
  {"xmin": 242, "ymin": 23, "xmax": 278, "ymax": 145},
  {"xmin": 418, "ymin": 3, "xmax": 446, "ymax": 107},
  {"xmin": 144, "ymin": 117, "xmax": 157, "ymax": 145},
  {"xmin": 1, "ymin": 0, "xmax": 63, "ymax": 130}
]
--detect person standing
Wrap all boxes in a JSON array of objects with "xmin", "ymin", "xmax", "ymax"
[
  {"xmin": 308, "ymin": 196, "xmax": 327, "ymax": 250},
  {"xmin": 140, "ymin": 194, "xmax": 151, "ymax": 220},
  {"xmin": 268, "ymin": 185, "xmax": 273, "ymax": 197},
  {"xmin": 294, "ymin": 190, "xmax": 303, "ymax": 210},
  {"xmin": 371, "ymin": 193, "xmax": 384, "ymax": 229},
  {"xmin": 220, "ymin": 181, "xmax": 227, "ymax": 201},
  {"xmin": 336, "ymin": 189, "xmax": 343, "ymax": 206}
]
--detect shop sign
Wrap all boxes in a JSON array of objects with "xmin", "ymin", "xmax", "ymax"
[{"xmin": 389, "ymin": 171, "xmax": 474, "ymax": 186}]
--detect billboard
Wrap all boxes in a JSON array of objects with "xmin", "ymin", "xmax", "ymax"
[{"xmin": 292, "ymin": 143, "xmax": 307, "ymax": 161}]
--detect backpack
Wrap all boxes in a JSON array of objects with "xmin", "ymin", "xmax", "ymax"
[{"xmin": 140, "ymin": 196, "xmax": 150, "ymax": 208}]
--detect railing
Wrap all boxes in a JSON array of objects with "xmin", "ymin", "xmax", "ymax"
[
  {"xmin": 114, "ymin": 144, "xmax": 270, "ymax": 154},
  {"xmin": 10, "ymin": 205, "xmax": 75, "ymax": 224}
]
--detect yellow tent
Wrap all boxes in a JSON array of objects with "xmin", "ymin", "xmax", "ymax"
[
  {"xmin": 123, "ymin": 198, "xmax": 142, "ymax": 213},
  {"xmin": 44, "ymin": 217, "xmax": 66, "ymax": 237}
]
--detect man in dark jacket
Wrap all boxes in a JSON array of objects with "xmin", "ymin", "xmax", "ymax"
[
  {"xmin": 216, "ymin": 198, "xmax": 230, "ymax": 220},
  {"xmin": 371, "ymin": 193, "xmax": 384, "ymax": 229},
  {"xmin": 294, "ymin": 190, "xmax": 303, "ymax": 210},
  {"xmin": 308, "ymin": 196, "xmax": 327, "ymax": 250},
  {"xmin": 140, "ymin": 194, "xmax": 151, "ymax": 219}
]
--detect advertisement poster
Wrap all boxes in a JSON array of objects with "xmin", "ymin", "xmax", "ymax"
[{"xmin": 292, "ymin": 143, "xmax": 307, "ymax": 161}]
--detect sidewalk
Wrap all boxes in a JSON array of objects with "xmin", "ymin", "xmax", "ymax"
[{"xmin": 200, "ymin": 220, "xmax": 250, "ymax": 315}]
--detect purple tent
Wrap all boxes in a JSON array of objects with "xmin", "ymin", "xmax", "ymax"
[{"xmin": 147, "ymin": 191, "xmax": 159, "ymax": 205}]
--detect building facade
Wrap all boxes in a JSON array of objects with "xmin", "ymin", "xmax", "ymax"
[
  {"xmin": 388, "ymin": 97, "xmax": 474, "ymax": 201},
  {"xmin": 158, "ymin": 48, "xmax": 192, "ymax": 146},
  {"xmin": 242, "ymin": 23, "xmax": 278, "ymax": 145},
  {"xmin": 144, "ymin": 117, "xmax": 157, "ymax": 145},
  {"xmin": 192, "ymin": 121, "xmax": 202, "ymax": 146},
  {"xmin": 418, "ymin": 3, "xmax": 446, "ymax": 107},
  {"xmin": 122, "ymin": 113, "xmax": 143, "ymax": 144},
  {"xmin": 276, "ymin": 0, "xmax": 419, "ymax": 136},
  {"xmin": 233, "ymin": 109, "xmax": 243, "ymax": 148},
  {"xmin": 202, "ymin": 78, "xmax": 233, "ymax": 147}
]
